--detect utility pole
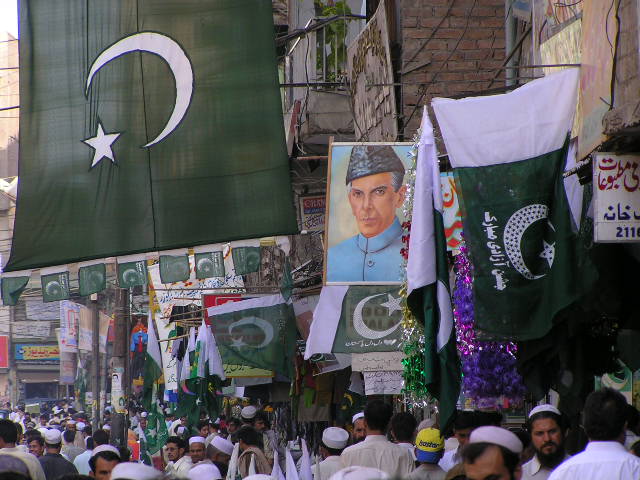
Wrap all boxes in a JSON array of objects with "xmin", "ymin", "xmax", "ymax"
[
  {"xmin": 90, "ymin": 293, "xmax": 100, "ymax": 431},
  {"xmin": 110, "ymin": 287, "xmax": 129, "ymax": 448}
]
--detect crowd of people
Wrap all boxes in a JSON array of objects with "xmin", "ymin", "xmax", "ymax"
[{"xmin": 0, "ymin": 387, "xmax": 638, "ymax": 479}]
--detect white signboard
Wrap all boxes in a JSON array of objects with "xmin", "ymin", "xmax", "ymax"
[
  {"xmin": 363, "ymin": 370, "xmax": 403, "ymax": 395},
  {"xmin": 13, "ymin": 322, "xmax": 50, "ymax": 339},
  {"xmin": 593, "ymin": 153, "xmax": 640, "ymax": 242},
  {"xmin": 352, "ymin": 351, "xmax": 405, "ymax": 372}
]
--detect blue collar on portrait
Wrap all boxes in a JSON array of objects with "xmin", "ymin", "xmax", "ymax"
[{"xmin": 356, "ymin": 217, "xmax": 402, "ymax": 253}]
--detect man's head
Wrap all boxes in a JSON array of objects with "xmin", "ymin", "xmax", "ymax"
[
  {"xmin": 583, "ymin": 387, "xmax": 628, "ymax": 442},
  {"xmin": 463, "ymin": 426, "xmax": 524, "ymax": 480},
  {"xmin": 345, "ymin": 146, "xmax": 406, "ymax": 239},
  {"xmin": 320, "ymin": 427, "xmax": 349, "ymax": 459},
  {"xmin": 93, "ymin": 429, "xmax": 110, "ymax": 447},
  {"xmin": 189, "ymin": 436, "xmax": 207, "ymax": 463},
  {"xmin": 226, "ymin": 418, "xmax": 241, "ymax": 434},
  {"xmin": 351, "ymin": 413, "xmax": 366, "ymax": 444},
  {"xmin": 452, "ymin": 410, "xmax": 477, "ymax": 449},
  {"xmin": 363, "ymin": 400, "xmax": 393, "ymax": 435},
  {"xmin": 89, "ymin": 449, "xmax": 121, "ymax": 480},
  {"xmin": 240, "ymin": 406, "xmax": 257, "ymax": 425},
  {"xmin": 197, "ymin": 420, "xmax": 210, "ymax": 437},
  {"xmin": 165, "ymin": 436, "xmax": 186, "ymax": 462},
  {"xmin": 414, "ymin": 428, "xmax": 444, "ymax": 465},
  {"xmin": 253, "ymin": 412, "xmax": 270, "ymax": 432},
  {"xmin": 66, "ymin": 420, "xmax": 76, "ymax": 432},
  {"xmin": 63, "ymin": 429, "xmax": 76, "ymax": 445},
  {"xmin": 39, "ymin": 414, "xmax": 48, "ymax": 426},
  {"xmin": 44, "ymin": 428, "xmax": 63, "ymax": 453},
  {"xmin": 207, "ymin": 436, "xmax": 234, "ymax": 465},
  {"xmin": 236, "ymin": 426, "xmax": 261, "ymax": 452},
  {"xmin": 527, "ymin": 405, "xmax": 565, "ymax": 469},
  {"xmin": 27, "ymin": 435, "xmax": 44, "ymax": 457},
  {"xmin": 390, "ymin": 412, "xmax": 417, "ymax": 443}
]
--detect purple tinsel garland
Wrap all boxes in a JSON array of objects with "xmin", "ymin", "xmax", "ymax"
[{"xmin": 453, "ymin": 242, "xmax": 527, "ymax": 406}]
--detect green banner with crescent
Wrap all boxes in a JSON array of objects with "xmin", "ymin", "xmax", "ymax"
[
  {"xmin": 454, "ymin": 143, "xmax": 597, "ymax": 340},
  {"xmin": 6, "ymin": 0, "xmax": 296, "ymax": 272},
  {"xmin": 332, "ymin": 286, "xmax": 403, "ymax": 353}
]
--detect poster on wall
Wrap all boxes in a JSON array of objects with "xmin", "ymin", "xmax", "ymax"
[
  {"xmin": 14, "ymin": 344, "xmax": 59, "ymax": 362},
  {"xmin": 324, "ymin": 142, "xmax": 412, "ymax": 284},
  {"xmin": 299, "ymin": 195, "xmax": 326, "ymax": 233},
  {"xmin": 0, "ymin": 336, "xmax": 8, "ymax": 369}
]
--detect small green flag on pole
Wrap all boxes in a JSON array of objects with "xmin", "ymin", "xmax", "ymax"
[
  {"xmin": 159, "ymin": 251, "xmax": 190, "ymax": 284},
  {"xmin": 78, "ymin": 262, "xmax": 106, "ymax": 297},
  {"xmin": 1, "ymin": 272, "xmax": 31, "ymax": 306},
  {"xmin": 232, "ymin": 247, "xmax": 261, "ymax": 275},
  {"xmin": 143, "ymin": 313, "xmax": 168, "ymax": 455},
  {"xmin": 194, "ymin": 251, "xmax": 225, "ymax": 279},
  {"xmin": 41, "ymin": 270, "xmax": 71, "ymax": 303},
  {"xmin": 117, "ymin": 257, "xmax": 148, "ymax": 288}
]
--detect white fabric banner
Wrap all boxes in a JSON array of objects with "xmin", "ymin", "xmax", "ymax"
[
  {"xmin": 432, "ymin": 68, "xmax": 579, "ymax": 168},
  {"xmin": 303, "ymin": 285, "xmax": 348, "ymax": 359}
]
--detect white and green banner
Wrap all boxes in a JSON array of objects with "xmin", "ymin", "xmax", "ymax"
[{"xmin": 432, "ymin": 68, "xmax": 597, "ymax": 340}]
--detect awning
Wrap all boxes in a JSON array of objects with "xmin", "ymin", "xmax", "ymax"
[{"xmin": 17, "ymin": 371, "xmax": 58, "ymax": 384}]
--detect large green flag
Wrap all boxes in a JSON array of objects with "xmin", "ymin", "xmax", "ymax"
[
  {"xmin": 206, "ymin": 294, "xmax": 296, "ymax": 376},
  {"xmin": 6, "ymin": 0, "xmax": 296, "ymax": 272},
  {"xmin": 433, "ymin": 69, "xmax": 597, "ymax": 341}
]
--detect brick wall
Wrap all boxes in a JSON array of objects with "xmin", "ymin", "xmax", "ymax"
[{"xmin": 399, "ymin": 0, "xmax": 506, "ymax": 138}]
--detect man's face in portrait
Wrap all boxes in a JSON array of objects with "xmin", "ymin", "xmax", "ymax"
[{"xmin": 348, "ymin": 172, "xmax": 406, "ymax": 238}]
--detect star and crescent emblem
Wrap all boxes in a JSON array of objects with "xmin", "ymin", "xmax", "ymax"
[
  {"xmin": 503, "ymin": 204, "xmax": 556, "ymax": 280},
  {"xmin": 353, "ymin": 293, "xmax": 402, "ymax": 340},
  {"xmin": 83, "ymin": 32, "xmax": 194, "ymax": 168}
]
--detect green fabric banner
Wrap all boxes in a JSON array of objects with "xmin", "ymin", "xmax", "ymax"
[
  {"xmin": 41, "ymin": 272, "xmax": 71, "ymax": 302},
  {"xmin": 194, "ymin": 251, "xmax": 225, "ymax": 279},
  {"xmin": 455, "ymin": 145, "xmax": 597, "ymax": 340},
  {"xmin": 1, "ymin": 276, "xmax": 30, "ymax": 306},
  {"xmin": 117, "ymin": 261, "xmax": 148, "ymax": 288},
  {"xmin": 232, "ymin": 247, "xmax": 261, "ymax": 275},
  {"xmin": 78, "ymin": 263, "xmax": 106, "ymax": 297},
  {"xmin": 332, "ymin": 286, "xmax": 403, "ymax": 353},
  {"xmin": 159, "ymin": 254, "xmax": 190, "ymax": 284},
  {"xmin": 6, "ymin": 0, "xmax": 296, "ymax": 272},
  {"xmin": 209, "ymin": 295, "xmax": 296, "ymax": 377}
]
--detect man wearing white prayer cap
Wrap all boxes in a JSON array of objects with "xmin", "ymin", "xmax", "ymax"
[
  {"xmin": 241, "ymin": 405, "xmax": 257, "ymax": 424},
  {"xmin": 329, "ymin": 466, "xmax": 389, "ymax": 480},
  {"xmin": 189, "ymin": 435, "xmax": 212, "ymax": 466},
  {"xmin": 314, "ymin": 427, "xmax": 349, "ymax": 480},
  {"xmin": 188, "ymin": 462, "xmax": 222, "ymax": 480},
  {"xmin": 521, "ymin": 404, "xmax": 568, "ymax": 480},
  {"xmin": 89, "ymin": 445, "xmax": 121, "ymax": 480},
  {"xmin": 206, "ymin": 435, "xmax": 233, "ymax": 476},
  {"xmin": 111, "ymin": 461, "xmax": 162, "ymax": 479},
  {"xmin": 351, "ymin": 412, "xmax": 366, "ymax": 444},
  {"xmin": 462, "ymin": 425, "xmax": 523, "ymax": 480}
]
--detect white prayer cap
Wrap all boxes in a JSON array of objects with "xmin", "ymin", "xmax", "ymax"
[
  {"xmin": 329, "ymin": 467, "xmax": 389, "ymax": 480},
  {"xmin": 189, "ymin": 436, "xmax": 206, "ymax": 445},
  {"xmin": 469, "ymin": 426, "xmax": 523, "ymax": 454},
  {"xmin": 111, "ymin": 462, "xmax": 162, "ymax": 480},
  {"xmin": 76, "ymin": 421, "xmax": 86, "ymax": 431},
  {"xmin": 66, "ymin": 419, "xmax": 76, "ymax": 425},
  {"xmin": 188, "ymin": 463, "xmax": 222, "ymax": 480},
  {"xmin": 140, "ymin": 411, "xmax": 148, "ymax": 418},
  {"xmin": 92, "ymin": 444, "xmax": 121, "ymax": 458},
  {"xmin": 322, "ymin": 427, "xmax": 349, "ymax": 450},
  {"xmin": 351, "ymin": 412, "xmax": 364, "ymax": 424},
  {"xmin": 212, "ymin": 436, "xmax": 234, "ymax": 456},
  {"xmin": 37, "ymin": 427, "xmax": 49, "ymax": 435},
  {"xmin": 241, "ymin": 405, "xmax": 257, "ymax": 420},
  {"xmin": 243, "ymin": 476, "xmax": 272, "ymax": 480},
  {"xmin": 529, "ymin": 404, "xmax": 561, "ymax": 418},
  {"xmin": 44, "ymin": 429, "xmax": 62, "ymax": 444},
  {"xmin": 103, "ymin": 424, "xmax": 111, "ymax": 430}
]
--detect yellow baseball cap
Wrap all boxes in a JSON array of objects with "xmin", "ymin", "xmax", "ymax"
[{"xmin": 414, "ymin": 428, "xmax": 444, "ymax": 463}]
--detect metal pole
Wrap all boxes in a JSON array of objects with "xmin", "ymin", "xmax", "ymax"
[
  {"xmin": 91, "ymin": 294, "xmax": 100, "ymax": 431},
  {"xmin": 110, "ymin": 288, "xmax": 129, "ymax": 447},
  {"xmin": 8, "ymin": 305, "xmax": 16, "ymax": 406},
  {"xmin": 505, "ymin": 0, "xmax": 517, "ymax": 86}
]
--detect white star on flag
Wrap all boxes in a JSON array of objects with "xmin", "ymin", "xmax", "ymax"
[
  {"xmin": 83, "ymin": 121, "xmax": 122, "ymax": 168},
  {"xmin": 539, "ymin": 240, "xmax": 555, "ymax": 267},
  {"xmin": 380, "ymin": 294, "xmax": 402, "ymax": 316}
]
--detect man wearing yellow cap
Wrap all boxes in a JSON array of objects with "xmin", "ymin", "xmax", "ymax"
[{"xmin": 407, "ymin": 428, "xmax": 446, "ymax": 480}]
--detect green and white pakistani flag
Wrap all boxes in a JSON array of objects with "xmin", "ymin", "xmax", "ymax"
[
  {"xmin": 159, "ymin": 250, "xmax": 190, "ymax": 284},
  {"xmin": 4, "ymin": 0, "xmax": 296, "ymax": 274},
  {"xmin": 117, "ymin": 255, "xmax": 148, "ymax": 288},
  {"xmin": 1, "ymin": 270, "xmax": 31, "ymax": 306},
  {"xmin": 206, "ymin": 294, "xmax": 296, "ymax": 377},
  {"xmin": 142, "ymin": 313, "xmax": 168, "ymax": 455},
  {"xmin": 232, "ymin": 247, "xmax": 261, "ymax": 276},
  {"xmin": 78, "ymin": 260, "xmax": 106, "ymax": 297},
  {"xmin": 305, "ymin": 285, "xmax": 404, "ymax": 357},
  {"xmin": 432, "ymin": 68, "xmax": 597, "ymax": 340},
  {"xmin": 194, "ymin": 246, "xmax": 225, "ymax": 279},
  {"xmin": 406, "ymin": 108, "xmax": 460, "ymax": 433},
  {"xmin": 41, "ymin": 269, "xmax": 71, "ymax": 303}
]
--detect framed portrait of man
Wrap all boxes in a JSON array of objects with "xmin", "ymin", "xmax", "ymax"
[{"xmin": 324, "ymin": 142, "xmax": 413, "ymax": 284}]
